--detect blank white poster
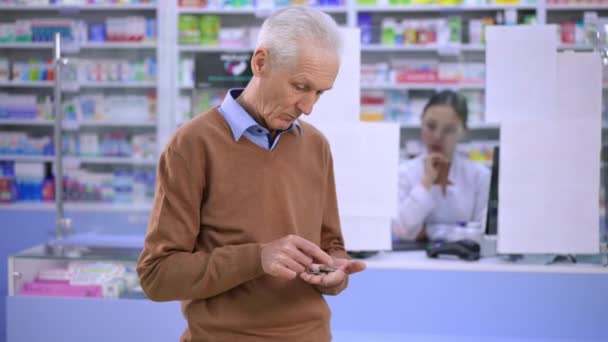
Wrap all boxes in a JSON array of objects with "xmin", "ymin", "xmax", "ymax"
[
  {"xmin": 304, "ymin": 27, "xmax": 360, "ymax": 125},
  {"xmin": 497, "ymin": 118, "xmax": 601, "ymax": 254},
  {"xmin": 485, "ymin": 25, "xmax": 558, "ymax": 124},
  {"xmin": 316, "ymin": 122, "xmax": 400, "ymax": 251},
  {"xmin": 320, "ymin": 122, "xmax": 400, "ymax": 219},
  {"xmin": 556, "ymin": 52, "xmax": 603, "ymax": 120}
]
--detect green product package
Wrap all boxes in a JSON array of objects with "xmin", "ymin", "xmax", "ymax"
[
  {"xmin": 449, "ymin": 16, "xmax": 462, "ymax": 44},
  {"xmin": 200, "ymin": 15, "xmax": 220, "ymax": 46},
  {"xmin": 179, "ymin": 15, "xmax": 200, "ymax": 45}
]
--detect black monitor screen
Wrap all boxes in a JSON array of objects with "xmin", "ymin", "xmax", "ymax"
[
  {"xmin": 486, "ymin": 146, "xmax": 499, "ymax": 236},
  {"xmin": 195, "ymin": 52, "xmax": 253, "ymax": 89}
]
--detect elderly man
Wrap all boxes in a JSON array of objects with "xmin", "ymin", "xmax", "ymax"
[{"xmin": 137, "ymin": 6, "xmax": 366, "ymax": 341}]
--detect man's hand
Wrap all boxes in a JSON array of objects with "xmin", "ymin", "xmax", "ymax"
[
  {"xmin": 299, "ymin": 257, "xmax": 366, "ymax": 288},
  {"xmin": 261, "ymin": 235, "xmax": 333, "ymax": 280}
]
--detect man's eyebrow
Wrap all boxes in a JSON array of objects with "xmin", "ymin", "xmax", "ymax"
[{"xmin": 297, "ymin": 77, "xmax": 332, "ymax": 92}]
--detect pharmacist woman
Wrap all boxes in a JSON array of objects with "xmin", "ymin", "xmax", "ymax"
[{"xmin": 392, "ymin": 90, "xmax": 490, "ymax": 242}]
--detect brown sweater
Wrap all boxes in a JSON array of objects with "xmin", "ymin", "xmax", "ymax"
[{"xmin": 136, "ymin": 108, "xmax": 349, "ymax": 342}]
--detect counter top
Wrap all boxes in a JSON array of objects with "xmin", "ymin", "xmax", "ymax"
[{"xmin": 362, "ymin": 251, "xmax": 608, "ymax": 274}]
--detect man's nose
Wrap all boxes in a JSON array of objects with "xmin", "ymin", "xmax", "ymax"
[{"xmin": 297, "ymin": 92, "xmax": 316, "ymax": 116}]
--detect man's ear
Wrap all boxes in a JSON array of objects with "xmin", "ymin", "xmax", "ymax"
[{"xmin": 251, "ymin": 48, "xmax": 270, "ymax": 77}]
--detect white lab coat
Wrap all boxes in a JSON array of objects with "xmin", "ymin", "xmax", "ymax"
[{"xmin": 394, "ymin": 152, "xmax": 491, "ymax": 241}]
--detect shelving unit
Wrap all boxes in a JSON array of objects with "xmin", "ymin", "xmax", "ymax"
[
  {"xmin": 546, "ymin": 4, "xmax": 608, "ymax": 11},
  {"xmin": 355, "ymin": 4, "xmax": 537, "ymax": 12},
  {"xmin": 361, "ymin": 43, "xmax": 487, "ymax": 54},
  {"xmin": 0, "ymin": 42, "xmax": 157, "ymax": 50},
  {"xmin": 0, "ymin": 1, "xmax": 162, "ymax": 209},
  {"xmin": 0, "ymin": 4, "xmax": 158, "ymax": 11},
  {"xmin": 1, "ymin": 0, "xmax": 606, "ymax": 209},
  {"xmin": 0, "ymin": 155, "xmax": 155, "ymax": 165},
  {"xmin": 0, "ymin": 119, "xmax": 154, "ymax": 127},
  {"xmin": 0, "ymin": 202, "xmax": 152, "ymax": 211},
  {"xmin": 178, "ymin": 45, "xmax": 254, "ymax": 52},
  {"xmin": 361, "ymin": 82, "xmax": 485, "ymax": 90}
]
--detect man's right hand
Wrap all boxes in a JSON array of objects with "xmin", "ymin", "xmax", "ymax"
[{"xmin": 260, "ymin": 235, "xmax": 333, "ymax": 280}]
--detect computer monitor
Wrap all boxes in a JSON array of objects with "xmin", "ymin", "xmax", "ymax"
[
  {"xmin": 485, "ymin": 146, "xmax": 499, "ymax": 236},
  {"xmin": 195, "ymin": 52, "xmax": 253, "ymax": 89}
]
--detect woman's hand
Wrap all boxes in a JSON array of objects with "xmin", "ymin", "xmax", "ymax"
[{"xmin": 422, "ymin": 153, "xmax": 449, "ymax": 190}]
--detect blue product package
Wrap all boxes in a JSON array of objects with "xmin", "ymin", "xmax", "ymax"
[
  {"xmin": 358, "ymin": 13, "xmax": 373, "ymax": 45},
  {"xmin": 147, "ymin": 57, "xmax": 156, "ymax": 80},
  {"xmin": 89, "ymin": 24, "xmax": 106, "ymax": 42},
  {"xmin": 146, "ymin": 18, "xmax": 157, "ymax": 40}
]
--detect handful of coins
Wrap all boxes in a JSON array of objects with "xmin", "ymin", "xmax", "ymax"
[{"xmin": 307, "ymin": 264, "xmax": 337, "ymax": 275}]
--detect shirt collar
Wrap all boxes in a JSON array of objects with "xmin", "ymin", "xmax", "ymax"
[{"xmin": 219, "ymin": 88, "xmax": 302, "ymax": 141}]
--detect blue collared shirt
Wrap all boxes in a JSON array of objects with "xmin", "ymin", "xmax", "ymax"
[{"xmin": 218, "ymin": 89, "xmax": 302, "ymax": 151}]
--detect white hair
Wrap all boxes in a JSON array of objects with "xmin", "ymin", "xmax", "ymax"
[{"xmin": 256, "ymin": 7, "xmax": 342, "ymax": 69}]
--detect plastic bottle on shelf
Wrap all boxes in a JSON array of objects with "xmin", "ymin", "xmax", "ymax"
[
  {"xmin": 15, "ymin": 162, "xmax": 44, "ymax": 202},
  {"xmin": 358, "ymin": 13, "xmax": 373, "ymax": 45},
  {"xmin": 395, "ymin": 21, "xmax": 405, "ymax": 45},
  {"xmin": 41, "ymin": 162, "xmax": 54, "ymax": 202},
  {"xmin": 404, "ymin": 21, "xmax": 416, "ymax": 45},
  {"xmin": 113, "ymin": 168, "xmax": 133, "ymax": 204},
  {"xmin": 381, "ymin": 18, "xmax": 396, "ymax": 46},
  {"xmin": 0, "ymin": 161, "xmax": 17, "ymax": 203}
]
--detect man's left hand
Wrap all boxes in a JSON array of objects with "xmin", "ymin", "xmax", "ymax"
[{"xmin": 299, "ymin": 257, "xmax": 366, "ymax": 287}]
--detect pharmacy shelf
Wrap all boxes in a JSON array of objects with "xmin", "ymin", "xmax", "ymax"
[
  {"xmin": 400, "ymin": 123, "xmax": 608, "ymax": 130},
  {"xmin": 0, "ymin": 155, "xmax": 156, "ymax": 166},
  {"xmin": 0, "ymin": 42, "xmax": 157, "ymax": 50},
  {"xmin": 0, "ymin": 155, "xmax": 54, "ymax": 162},
  {"xmin": 558, "ymin": 44, "xmax": 595, "ymax": 51},
  {"xmin": 361, "ymin": 82, "xmax": 485, "ymax": 91},
  {"xmin": 0, "ymin": 202, "xmax": 153, "ymax": 212},
  {"xmin": 0, "ymin": 4, "xmax": 157, "ymax": 11},
  {"xmin": 178, "ymin": 45, "xmax": 254, "ymax": 52},
  {"xmin": 76, "ymin": 121, "xmax": 157, "ymax": 128},
  {"xmin": 79, "ymin": 42, "xmax": 157, "ymax": 49},
  {"xmin": 0, "ymin": 80, "xmax": 53, "ymax": 88},
  {"xmin": 362, "ymin": 45, "xmax": 440, "ymax": 52},
  {"xmin": 0, "ymin": 120, "xmax": 156, "ymax": 129},
  {"xmin": 0, "ymin": 43, "xmax": 53, "ymax": 50},
  {"xmin": 355, "ymin": 4, "xmax": 537, "ymax": 12},
  {"xmin": 361, "ymin": 44, "xmax": 485, "ymax": 52},
  {"xmin": 74, "ymin": 156, "xmax": 156, "ymax": 166},
  {"xmin": 0, "ymin": 81, "xmax": 155, "ymax": 89},
  {"xmin": 546, "ymin": 4, "xmax": 608, "ymax": 11},
  {"xmin": 78, "ymin": 81, "xmax": 157, "ymax": 89},
  {"xmin": 176, "ymin": 5, "xmax": 348, "ymax": 14},
  {"xmin": 0, "ymin": 119, "xmax": 54, "ymax": 127},
  {"xmin": 400, "ymin": 122, "xmax": 500, "ymax": 129},
  {"xmin": 177, "ymin": 7, "xmax": 256, "ymax": 14}
]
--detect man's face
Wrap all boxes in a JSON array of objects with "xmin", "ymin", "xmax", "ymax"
[{"xmin": 253, "ymin": 46, "xmax": 340, "ymax": 131}]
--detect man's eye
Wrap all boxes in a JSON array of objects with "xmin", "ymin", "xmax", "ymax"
[{"xmin": 295, "ymin": 84, "xmax": 306, "ymax": 91}]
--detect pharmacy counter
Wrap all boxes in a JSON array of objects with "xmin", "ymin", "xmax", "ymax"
[{"xmin": 6, "ymin": 248, "xmax": 608, "ymax": 342}]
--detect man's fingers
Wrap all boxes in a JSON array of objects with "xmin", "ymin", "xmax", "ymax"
[
  {"xmin": 343, "ymin": 260, "xmax": 366, "ymax": 275},
  {"xmin": 317, "ymin": 270, "xmax": 345, "ymax": 286},
  {"xmin": 280, "ymin": 255, "xmax": 306, "ymax": 274},
  {"xmin": 299, "ymin": 272, "xmax": 323, "ymax": 285},
  {"xmin": 286, "ymin": 247, "xmax": 313, "ymax": 269},
  {"xmin": 289, "ymin": 235, "xmax": 332, "ymax": 265},
  {"xmin": 273, "ymin": 264, "xmax": 297, "ymax": 280}
]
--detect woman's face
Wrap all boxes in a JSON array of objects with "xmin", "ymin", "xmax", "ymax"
[{"xmin": 421, "ymin": 104, "xmax": 465, "ymax": 156}]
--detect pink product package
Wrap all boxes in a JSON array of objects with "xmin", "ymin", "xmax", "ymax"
[{"xmin": 19, "ymin": 280, "xmax": 103, "ymax": 298}]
